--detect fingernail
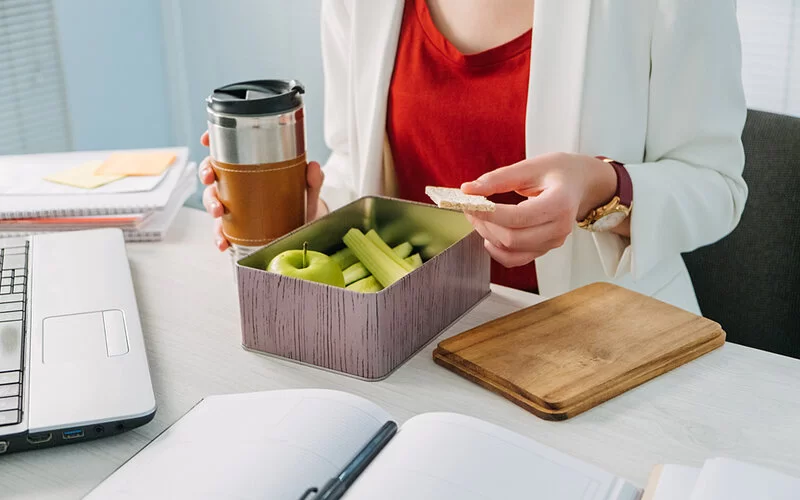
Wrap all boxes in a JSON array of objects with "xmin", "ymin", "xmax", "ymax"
[
  {"xmin": 210, "ymin": 201, "xmax": 220, "ymax": 213},
  {"xmin": 201, "ymin": 167, "xmax": 211, "ymax": 177},
  {"xmin": 215, "ymin": 239, "xmax": 224, "ymax": 250}
]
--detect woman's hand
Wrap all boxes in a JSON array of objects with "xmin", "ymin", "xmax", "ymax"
[
  {"xmin": 461, "ymin": 152, "xmax": 621, "ymax": 268},
  {"xmin": 198, "ymin": 131, "xmax": 329, "ymax": 251}
]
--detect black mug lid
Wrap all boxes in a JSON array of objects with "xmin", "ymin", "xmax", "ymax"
[{"xmin": 207, "ymin": 79, "xmax": 305, "ymax": 116}]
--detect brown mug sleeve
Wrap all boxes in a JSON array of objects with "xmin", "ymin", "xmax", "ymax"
[{"xmin": 211, "ymin": 154, "xmax": 307, "ymax": 247}]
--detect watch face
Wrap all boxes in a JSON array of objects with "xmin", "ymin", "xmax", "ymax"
[{"xmin": 592, "ymin": 212, "xmax": 627, "ymax": 232}]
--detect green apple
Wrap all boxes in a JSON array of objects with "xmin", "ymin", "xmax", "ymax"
[{"xmin": 267, "ymin": 242, "xmax": 345, "ymax": 288}]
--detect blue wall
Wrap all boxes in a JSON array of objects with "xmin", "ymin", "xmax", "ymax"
[
  {"xmin": 161, "ymin": 0, "xmax": 328, "ymax": 208},
  {"xmin": 163, "ymin": 0, "xmax": 328, "ymax": 165},
  {"xmin": 52, "ymin": 0, "xmax": 173, "ymax": 151},
  {"xmin": 50, "ymin": 0, "xmax": 327, "ymax": 209}
]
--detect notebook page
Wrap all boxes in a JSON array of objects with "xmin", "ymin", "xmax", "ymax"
[
  {"xmin": 689, "ymin": 458, "xmax": 800, "ymax": 500},
  {"xmin": 344, "ymin": 412, "xmax": 640, "ymax": 500},
  {"xmin": 0, "ymin": 148, "xmax": 189, "ymax": 219},
  {"xmin": 0, "ymin": 147, "xmax": 187, "ymax": 195},
  {"xmin": 86, "ymin": 389, "xmax": 392, "ymax": 500},
  {"xmin": 642, "ymin": 465, "xmax": 700, "ymax": 500},
  {"xmin": 122, "ymin": 163, "xmax": 197, "ymax": 241}
]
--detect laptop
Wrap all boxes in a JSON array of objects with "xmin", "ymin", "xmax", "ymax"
[{"xmin": 0, "ymin": 229, "xmax": 155, "ymax": 454}]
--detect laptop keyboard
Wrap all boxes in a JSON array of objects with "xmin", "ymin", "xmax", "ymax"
[{"xmin": 0, "ymin": 241, "xmax": 28, "ymax": 427}]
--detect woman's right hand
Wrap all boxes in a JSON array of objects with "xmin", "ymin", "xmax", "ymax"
[{"xmin": 198, "ymin": 131, "xmax": 328, "ymax": 251}]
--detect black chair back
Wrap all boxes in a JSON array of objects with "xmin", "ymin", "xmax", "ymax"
[{"xmin": 683, "ymin": 109, "xmax": 800, "ymax": 359}]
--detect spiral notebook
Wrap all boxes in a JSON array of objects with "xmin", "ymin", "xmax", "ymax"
[
  {"xmin": 0, "ymin": 147, "xmax": 190, "ymax": 219},
  {"xmin": 0, "ymin": 162, "xmax": 197, "ymax": 242}
]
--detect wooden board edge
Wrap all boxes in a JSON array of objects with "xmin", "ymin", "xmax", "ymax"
[
  {"xmin": 431, "ymin": 347, "xmax": 544, "ymax": 404},
  {"xmin": 436, "ymin": 284, "xmax": 727, "ymax": 413},
  {"xmin": 433, "ymin": 348, "xmax": 569, "ymax": 421},
  {"xmin": 547, "ymin": 325, "xmax": 726, "ymax": 410},
  {"xmin": 432, "ymin": 332, "xmax": 725, "ymax": 421},
  {"xmin": 553, "ymin": 332, "xmax": 726, "ymax": 418}
]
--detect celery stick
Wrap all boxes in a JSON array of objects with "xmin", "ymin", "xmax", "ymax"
[
  {"xmin": 392, "ymin": 242, "xmax": 413, "ymax": 259},
  {"xmin": 331, "ymin": 247, "xmax": 358, "ymax": 270},
  {"xmin": 343, "ymin": 229, "xmax": 408, "ymax": 288},
  {"xmin": 404, "ymin": 253, "xmax": 423, "ymax": 269},
  {"xmin": 344, "ymin": 242, "xmax": 414, "ymax": 285},
  {"xmin": 343, "ymin": 262, "xmax": 370, "ymax": 285},
  {"xmin": 366, "ymin": 230, "xmax": 414, "ymax": 272},
  {"xmin": 346, "ymin": 276, "xmax": 383, "ymax": 293}
]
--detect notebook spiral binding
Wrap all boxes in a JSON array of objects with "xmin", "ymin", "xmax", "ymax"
[
  {"xmin": 0, "ymin": 204, "xmax": 161, "ymax": 220},
  {"xmin": 0, "ymin": 229, "xmax": 164, "ymax": 243}
]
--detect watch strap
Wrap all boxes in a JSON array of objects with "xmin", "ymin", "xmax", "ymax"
[{"xmin": 597, "ymin": 156, "xmax": 632, "ymax": 207}]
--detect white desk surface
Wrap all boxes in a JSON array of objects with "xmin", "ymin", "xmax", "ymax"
[{"xmin": 2, "ymin": 208, "xmax": 799, "ymax": 499}]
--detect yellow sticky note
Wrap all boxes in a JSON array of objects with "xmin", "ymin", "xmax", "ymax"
[
  {"xmin": 94, "ymin": 151, "xmax": 176, "ymax": 176},
  {"xmin": 44, "ymin": 161, "xmax": 125, "ymax": 189}
]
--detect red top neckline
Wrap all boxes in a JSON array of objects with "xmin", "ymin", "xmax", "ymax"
[
  {"xmin": 388, "ymin": 0, "xmax": 538, "ymax": 293},
  {"xmin": 414, "ymin": 0, "xmax": 532, "ymax": 68}
]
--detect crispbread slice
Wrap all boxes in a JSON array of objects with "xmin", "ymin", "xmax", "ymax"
[{"xmin": 425, "ymin": 186, "xmax": 496, "ymax": 212}]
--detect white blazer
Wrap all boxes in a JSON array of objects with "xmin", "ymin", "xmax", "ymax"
[{"xmin": 318, "ymin": 0, "xmax": 748, "ymax": 313}]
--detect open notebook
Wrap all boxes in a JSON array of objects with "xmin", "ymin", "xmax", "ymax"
[
  {"xmin": 644, "ymin": 458, "xmax": 800, "ymax": 500},
  {"xmin": 87, "ymin": 389, "xmax": 641, "ymax": 500}
]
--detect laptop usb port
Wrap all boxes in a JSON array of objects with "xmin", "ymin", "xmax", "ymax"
[{"xmin": 62, "ymin": 429, "xmax": 84, "ymax": 440}]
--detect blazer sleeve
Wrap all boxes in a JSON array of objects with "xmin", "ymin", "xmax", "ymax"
[
  {"xmin": 319, "ymin": 0, "xmax": 359, "ymax": 211},
  {"xmin": 592, "ymin": 0, "xmax": 748, "ymax": 280}
]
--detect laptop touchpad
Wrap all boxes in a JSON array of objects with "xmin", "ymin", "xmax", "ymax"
[{"xmin": 43, "ymin": 310, "xmax": 129, "ymax": 363}]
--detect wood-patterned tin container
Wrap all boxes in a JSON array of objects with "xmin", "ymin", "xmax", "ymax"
[{"xmin": 236, "ymin": 196, "xmax": 491, "ymax": 380}]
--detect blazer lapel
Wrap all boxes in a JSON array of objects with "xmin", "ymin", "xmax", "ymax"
[
  {"xmin": 352, "ymin": 0, "xmax": 404, "ymax": 196},
  {"xmin": 527, "ymin": 0, "xmax": 592, "ymax": 296}
]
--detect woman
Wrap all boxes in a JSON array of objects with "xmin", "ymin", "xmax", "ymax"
[{"xmin": 200, "ymin": 0, "xmax": 747, "ymax": 313}]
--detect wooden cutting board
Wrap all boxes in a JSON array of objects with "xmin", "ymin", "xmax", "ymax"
[{"xmin": 433, "ymin": 282, "xmax": 725, "ymax": 421}]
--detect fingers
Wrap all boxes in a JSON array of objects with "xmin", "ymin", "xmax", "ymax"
[
  {"xmin": 198, "ymin": 157, "xmax": 216, "ymax": 185},
  {"xmin": 469, "ymin": 216, "xmax": 569, "ymax": 253},
  {"xmin": 465, "ymin": 197, "xmax": 573, "ymax": 268},
  {"xmin": 469, "ymin": 184, "xmax": 579, "ymax": 227},
  {"xmin": 307, "ymin": 161, "xmax": 324, "ymax": 191},
  {"xmin": 213, "ymin": 219, "xmax": 230, "ymax": 252},
  {"xmin": 484, "ymin": 240, "xmax": 538, "ymax": 268},
  {"xmin": 461, "ymin": 159, "xmax": 544, "ymax": 197},
  {"xmin": 306, "ymin": 161, "xmax": 325, "ymax": 221},
  {"xmin": 202, "ymin": 184, "xmax": 224, "ymax": 218},
  {"xmin": 198, "ymin": 144, "xmax": 226, "ymax": 252},
  {"xmin": 468, "ymin": 197, "xmax": 554, "ymax": 229}
]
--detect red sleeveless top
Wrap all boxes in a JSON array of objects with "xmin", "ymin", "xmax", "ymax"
[{"xmin": 387, "ymin": 0, "xmax": 538, "ymax": 292}]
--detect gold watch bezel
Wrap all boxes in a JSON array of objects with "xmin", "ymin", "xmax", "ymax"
[{"xmin": 577, "ymin": 196, "xmax": 632, "ymax": 231}]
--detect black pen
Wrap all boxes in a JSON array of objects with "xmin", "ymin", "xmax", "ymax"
[{"xmin": 300, "ymin": 420, "xmax": 398, "ymax": 500}]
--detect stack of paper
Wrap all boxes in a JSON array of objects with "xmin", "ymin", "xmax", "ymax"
[
  {"xmin": 0, "ymin": 147, "xmax": 197, "ymax": 242},
  {"xmin": 644, "ymin": 458, "xmax": 800, "ymax": 500}
]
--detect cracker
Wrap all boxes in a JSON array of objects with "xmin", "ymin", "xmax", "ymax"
[{"xmin": 425, "ymin": 186, "xmax": 496, "ymax": 212}]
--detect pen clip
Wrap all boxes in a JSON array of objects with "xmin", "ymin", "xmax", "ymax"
[{"xmin": 298, "ymin": 486, "xmax": 318, "ymax": 500}]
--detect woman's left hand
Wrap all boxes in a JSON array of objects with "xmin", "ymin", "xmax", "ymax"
[{"xmin": 461, "ymin": 152, "xmax": 618, "ymax": 268}]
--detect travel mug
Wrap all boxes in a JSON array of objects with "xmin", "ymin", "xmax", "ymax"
[{"xmin": 206, "ymin": 80, "xmax": 307, "ymax": 261}]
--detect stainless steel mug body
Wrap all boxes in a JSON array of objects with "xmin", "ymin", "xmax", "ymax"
[{"xmin": 206, "ymin": 80, "xmax": 308, "ymax": 262}]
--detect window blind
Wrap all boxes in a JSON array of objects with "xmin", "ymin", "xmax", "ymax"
[
  {"xmin": 738, "ymin": 0, "xmax": 800, "ymax": 116},
  {"xmin": 0, "ymin": 0, "xmax": 72, "ymax": 155}
]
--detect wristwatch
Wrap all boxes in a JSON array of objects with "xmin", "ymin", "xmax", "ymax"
[{"xmin": 577, "ymin": 157, "xmax": 633, "ymax": 232}]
